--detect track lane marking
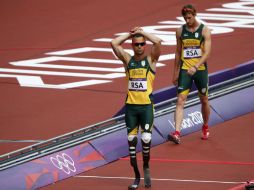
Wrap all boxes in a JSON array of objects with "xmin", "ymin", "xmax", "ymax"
[
  {"xmin": 0, "ymin": 139, "xmax": 43, "ymax": 143},
  {"xmin": 120, "ymin": 157, "xmax": 254, "ymax": 166},
  {"xmin": 75, "ymin": 175, "xmax": 246, "ymax": 185}
]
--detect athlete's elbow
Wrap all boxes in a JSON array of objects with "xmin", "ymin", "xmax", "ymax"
[
  {"xmin": 110, "ymin": 40, "xmax": 116, "ymax": 47},
  {"xmin": 111, "ymin": 39, "xmax": 120, "ymax": 48},
  {"xmin": 207, "ymin": 51, "xmax": 211, "ymax": 59},
  {"xmin": 155, "ymin": 39, "xmax": 162, "ymax": 45},
  {"xmin": 204, "ymin": 50, "xmax": 211, "ymax": 60}
]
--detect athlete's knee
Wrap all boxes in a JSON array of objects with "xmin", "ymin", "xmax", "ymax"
[
  {"xmin": 128, "ymin": 134, "xmax": 137, "ymax": 141},
  {"xmin": 200, "ymin": 95, "xmax": 209, "ymax": 103},
  {"xmin": 177, "ymin": 95, "xmax": 187, "ymax": 107},
  {"xmin": 128, "ymin": 134, "xmax": 138, "ymax": 145},
  {"xmin": 141, "ymin": 132, "xmax": 152, "ymax": 144}
]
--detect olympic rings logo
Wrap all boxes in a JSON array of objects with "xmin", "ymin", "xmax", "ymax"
[{"xmin": 50, "ymin": 153, "xmax": 76, "ymax": 174}]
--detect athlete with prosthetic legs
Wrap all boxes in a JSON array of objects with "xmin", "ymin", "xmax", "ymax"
[{"xmin": 111, "ymin": 27, "xmax": 161, "ymax": 189}]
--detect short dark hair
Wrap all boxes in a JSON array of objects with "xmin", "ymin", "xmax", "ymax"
[
  {"xmin": 132, "ymin": 33, "xmax": 145, "ymax": 38},
  {"xmin": 132, "ymin": 33, "xmax": 146, "ymax": 43},
  {"xmin": 181, "ymin": 4, "xmax": 196, "ymax": 16}
]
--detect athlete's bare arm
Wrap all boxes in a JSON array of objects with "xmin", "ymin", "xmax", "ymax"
[
  {"xmin": 194, "ymin": 26, "xmax": 211, "ymax": 68},
  {"xmin": 110, "ymin": 33, "xmax": 132, "ymax": 71},
  {"xmin": 173, "ymin": 27, "xmax": 182, "ymax": 85},
  {"xmin": 140, "ymin": 29, "xmax": 162, "ymax": 71}
]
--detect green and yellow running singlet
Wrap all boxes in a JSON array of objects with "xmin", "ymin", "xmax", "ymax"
[
  {"xmin": 126, "ymin": 56, "xmax": 155, "ymax": 104},
  {"xmin": 181, "ymin": 23, "xmax": 206, "ymax": 70}
]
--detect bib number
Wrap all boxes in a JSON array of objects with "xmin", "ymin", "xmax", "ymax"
[
  {"xmin": 183, "ymin": 48, "xmax": 202, "ymax": 59},
  {"xmin": 128, "ymin": 79, "xmax": 147, "ymax": 91}
]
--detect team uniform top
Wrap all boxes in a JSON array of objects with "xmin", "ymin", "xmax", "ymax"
[
  {"xmin": 125, "ymin": 56, "xmax": 155, "ymax": 105},
  {"xmin": 180, "ymin": 23, "xmax": 206, "ymax": 70}
]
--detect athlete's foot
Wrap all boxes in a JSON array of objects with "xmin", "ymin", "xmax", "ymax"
[
  {"xmin": 143, "ymin": 168, "xmax": 151, "ymax": 188},
  {"xmin": 201, "ymin": 125, "xmax": 209, "ymax": 140},
  {"xmin": 167, "ymin": 132, "xmax": 181, "ymax": 144},
  {"xmin": 128, "ymin": 177, "xmax": 140, "ymax": 190}
]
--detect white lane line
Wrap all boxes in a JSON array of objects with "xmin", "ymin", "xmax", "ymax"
[
  {"xmin": 0, "ymin": 140, "xmax": 43, "ymax": 143},
  {"xmin": 75, "ymin": 175, "xmax": 246, "ymax": 185}
]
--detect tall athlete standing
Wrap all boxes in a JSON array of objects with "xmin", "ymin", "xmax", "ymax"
[
  {"xmin": 111, "ymin": 27, "xmax": 161, "ymax": 189},
  {"xmin": 168, "ymin": 4, "xmax": 212, "ymax": 144}
]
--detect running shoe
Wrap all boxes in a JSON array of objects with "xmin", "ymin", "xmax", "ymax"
[
  {"xmin": 201, "ymin": 125, "xmax": 209, "ymax": 140},
  {"xmin": 167, "ymin": 132, "xmax": 181, "ymax": 144}
]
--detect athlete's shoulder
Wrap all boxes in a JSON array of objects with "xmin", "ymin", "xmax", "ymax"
[
  {"xmin": 176, "ymin": 26, "xmax": 183, "ymax": 37},
  {"xmin": 146, "ymin": 55, "xmax": 156, "ymax": 73},
  {"xmin": 178, "ymin": 25, "xmax": 184, "ymax": 32},
  {"xmin": 202, "ymin": 25, "xmax": 211, "ymax": 36},
  {"xmin": 126, "ymin": 56, "xmax": 134, "ymax": 68}
]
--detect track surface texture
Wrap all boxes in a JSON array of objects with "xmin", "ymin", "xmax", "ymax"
[{"xmin": 0, "ymin": 0, "xmax": 253, "ymax": 190}]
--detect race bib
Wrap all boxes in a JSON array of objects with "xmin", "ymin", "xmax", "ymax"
[
  {"xmin": 183, "ymin": 48, "xmax": 202, "ymax": 59},
  {"xmin": 128, "ymin": 78, "xmax": 147, "ymax": 91}
]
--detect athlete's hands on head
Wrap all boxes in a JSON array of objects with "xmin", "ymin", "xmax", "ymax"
[{"xmin": 130, "ymin": 26, "xmax": 143, "ymax": 35}]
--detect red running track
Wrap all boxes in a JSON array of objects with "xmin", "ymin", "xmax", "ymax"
[{"xmin": 0, "ymin": 0, "xmax": 253, "ymax": 190}]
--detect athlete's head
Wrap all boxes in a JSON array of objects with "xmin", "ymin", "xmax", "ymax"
[
  {"xmin": 181, "ymin": 4, "xmax": 197, "ymax": 27},
  {"xmin": 181, "ymin": 4, "xmax": 196, "ymax": 16},
  {"xmin": 131, "ymin": 33, "xmax": 146, "ymax": 55}
]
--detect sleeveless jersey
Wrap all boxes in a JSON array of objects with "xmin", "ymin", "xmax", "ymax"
[
  {"xmin": 125, "ymin": 56, "xmax": 155, "ymax": 104},
  {"xmin": 180, "ymin": 23, "xmax": 206, "ymax": 70}
]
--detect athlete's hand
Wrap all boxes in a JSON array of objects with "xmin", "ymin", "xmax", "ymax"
[
  {"xmin": 187, "ymin": 67, "xmax": 197, "ymax": 76},
  {"xmin": 130, "ymin": 26, "xmax": 143, "ymax": 35},
  {"xmin": 172, "ymin": 76, "xmax": 178, "ymax": 86}
]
